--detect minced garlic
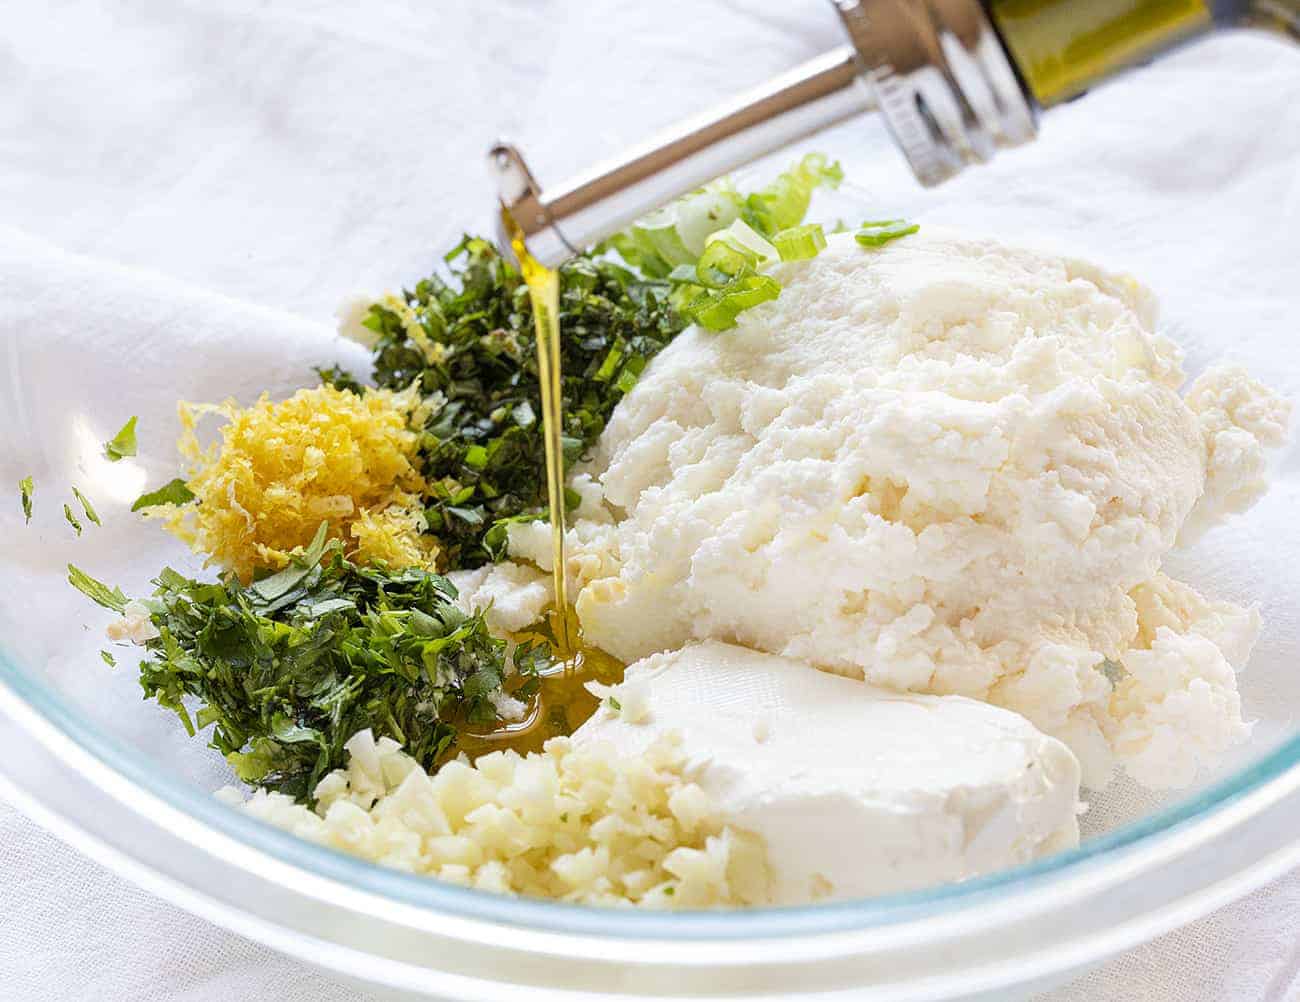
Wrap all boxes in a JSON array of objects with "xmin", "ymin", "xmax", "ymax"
[
  {"xmin": 222, "ymin": 729, "xmax": 771, "ymax": 908},
  {"xmin": 150, "ymin": 384, "xmax": 436, "ymax": 582}
]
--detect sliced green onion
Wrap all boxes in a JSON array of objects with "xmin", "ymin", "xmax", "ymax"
[
  {"xmin": 629, "ymin": 207, "xmax": 696, "ymax": 269},
  {"xmin": 668, "ymin": 180, "xmax": 743, "ymax": 257},
  {"xmin": 601, "ymin": 154, "xmax": 841, "ymax": 277},
  {"xmin": 772, "ymin": 223, "xmax": 827, "ymax": 261},
  {"xmin": 695, "ymin": 238, "xmax": 761, "ymax": 288},
  {"xmin": 854, "ymin": 219, "xmax": 919, "ymax": 248},
  {"xmin": 705, "ymin": 219, "xmax": 778, "ymax": 265},
  {"xmin": 742, "ymin": 153, "xmax": 844, "ymax": 237},
  {"xmin": 688, "ymin": 275, "xmax": 781, "ymax": 332}
]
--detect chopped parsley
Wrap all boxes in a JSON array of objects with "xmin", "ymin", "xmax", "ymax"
[
  {"xmin": 100, "ymin": 650, "xmax": 116, "ymax": 667},
  {"xmin": 131, "ymin": 478, "xmax": 195, "ymax": 512},
  {"xmin": 19, "ymin": 476, "xmax": 33, "ymax": 524},
  {"xmin": 607, "ymin": 696, "xmax": 622, "ymax": 712},
  {"xmin": 71, "ymin": 486, "xmax": 101, "ymax": 527},
  {"xmin": 68, "ymin": 564, "xmax": 128, "ymax": 613},
  {"xmin": 70, "ymin": 527, "xmax": 549, "ymax": 800},
  {"xmin": 325, "ymin": 237, "xmax": 682, "ymax": 569},
  {"xmin": 63, "ymin": 504, "xmax": 82, "ymax": 536},
  {"xmin": 104, "ymin": 416, "xmax": 139, "ymax": 461}
]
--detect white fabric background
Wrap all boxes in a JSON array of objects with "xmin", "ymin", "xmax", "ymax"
[{"xmin": 2, "ymin": 1, "xmax": 1299, "ymax": 999}]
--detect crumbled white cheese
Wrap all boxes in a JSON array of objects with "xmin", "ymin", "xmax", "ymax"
[
  {"xmin": 447, "ymin": 561, "xmax": 553, "ymax": 637},
  {"xmin": 488, "ymin": 689, "xmax": 529, "ymax": 723},
  {"xmin": 515, "ymin": 229, "xmax": 1288, "ymax": 790},
  {"xmin": 573, "ymin": 642, "xmax": 1082, "ymax": 904},
  {"xmin": 225, "ymin": 727, "xmax": 769, "ymax": 908},
  {"xmin": 1182, "ymin": 364, "xmax": 1291, "ymax": 540},
  {"xmin": 584, "ymin": 676, "xmax": 651, "ymax": 724},
  {"xmin": 1108, "ymin": 627, "xmax": 1250, "ymax": 789},
  {"xmin": 334, "ymin": 294, "xmax": 380, "ymax": 348}
]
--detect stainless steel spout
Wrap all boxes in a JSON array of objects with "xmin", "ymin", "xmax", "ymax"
[
  {"xmin": 492, "ymin": 0, "xmax": 1037, "ymax": 259},
  {"xmin": 491, "ymin": 46, "xmax": 874, "ymax": 261}
]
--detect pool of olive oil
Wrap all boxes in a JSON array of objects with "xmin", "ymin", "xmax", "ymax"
[{"xmin": 455, "ymin": 209, "xmax": 625, "ymax": 760}]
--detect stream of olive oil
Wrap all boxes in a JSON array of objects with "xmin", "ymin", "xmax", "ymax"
[
  {"xmin": 455, "ymin": 209, "xmax": 625, "ymax": 760},
  {"xmin": 500, "ymin": 206, "xmax": 573, "ymax": 653}
]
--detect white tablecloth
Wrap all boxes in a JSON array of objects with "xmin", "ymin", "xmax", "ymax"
[{"xmin": 3, "ymin": 2, "xmax": 1299, "ymax": 999}]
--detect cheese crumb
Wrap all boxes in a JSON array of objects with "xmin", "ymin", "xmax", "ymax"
[
  {"xmin": 335, "ymin": 295, "xmax": 381, "ymax": 348},
  {"xmin": 1182, "ymin": 364, "xmax": 1291, "ymax": 540}
]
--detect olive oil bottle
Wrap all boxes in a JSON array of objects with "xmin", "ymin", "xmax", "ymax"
[
  {"xmin": 987, "ymin": 0, "xmax": 1299, "ymax": 107},
  {"xmin": 839, "ymin": 0, "xmax": 1295, "ymax": 184}
]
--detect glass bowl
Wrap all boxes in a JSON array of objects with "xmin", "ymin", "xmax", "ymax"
[{"xmin": 3, "ymin": 45, "xmax": 1299, "ymax": 999}]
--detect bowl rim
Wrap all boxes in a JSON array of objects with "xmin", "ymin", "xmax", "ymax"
[{"xmin": 4, "ymin": 636, "xmax": 1300, "ymax": 947}]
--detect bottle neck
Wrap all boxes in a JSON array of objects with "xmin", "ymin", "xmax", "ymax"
[
  {"xmin": 830, "ymin": 0, "xmax": 1296, "ymax": 186},
  {"xmin": 984, "ymin": 0, "xmax": 1292, "ymax": 107}
]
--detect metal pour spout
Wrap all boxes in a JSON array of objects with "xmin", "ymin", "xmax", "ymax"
[
  {"xmin": 489, "ymin": 45, "xmax": 872, "ymax": 263},
  {"xmin": 492, "ymin": 0, "xmax": 1038, "ymax": 260}
]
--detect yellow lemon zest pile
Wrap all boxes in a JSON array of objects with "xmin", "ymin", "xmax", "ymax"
[{"xmin": 150, "ymin": 384, "xmax": 436, "ymax": 582}]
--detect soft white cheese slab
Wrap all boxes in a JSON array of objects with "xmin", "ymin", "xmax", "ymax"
[{"xmin": 573, "ymin": 641, "xmax": 1082, "ymax": 904}]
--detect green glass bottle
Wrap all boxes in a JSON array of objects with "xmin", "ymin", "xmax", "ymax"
[
  {"xmin": 989, "ymin": 0, "xmax": 1299, "ymax": 107},
  {"xmin": 832, "ymin": 0, "xmax": 1298, "ymax": 184}
]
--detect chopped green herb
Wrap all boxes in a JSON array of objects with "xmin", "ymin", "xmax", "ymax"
[
  {"xmin": 663, "ymin": 886, "xmax": 675, "ymax": 896},
  {"xmin": 314, "ymin": 364, "xmax": 365, "ymax": 394},
  {"xmin": 1099, "ymin": 658, "xmax": 1129, "ymax": 686},
  {"xmin": 607, "ymin": 696, "xmax": 622, "ymax": 712},
  {"xmin": 19, "ymin": 476, "xmax": 33, "ymax": 524},
  {"xmin": 63, "ymin": 504, "xmax": 82, "ymax": 536},
  {"xmin": 854, "ymin": 219, "xmax": 919, "ymax": 248},
  {"xmin": 67, "ymin": 564, "xmax": 129, "ymax": 613},
  {"xmin": 131, "ymin": 478, "xmax": 195, "ymax": 512},
  {"xmin": 559, "ymin": 812, "xmax": 569, "ymax": 823},
  {"xmin": 100, "ymin": 650, "xmax": 117, "ymax": 667},
  {"xmin": 71, "ymin": 486, "xmax": 101, "ymax": 527},
  {"xmin": 104, "ymin": 416, "xmax": 139, "ymax": 461},
  {"xmin": 70, "ymin": 533, "xmax": 549, "ymax": 800},
  {"xmin": 359, "ymin": 237, "xmax": 681, "ymax": 569}
]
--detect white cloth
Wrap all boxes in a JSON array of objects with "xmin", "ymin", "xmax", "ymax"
[{"xmin": 2, "ymin": 1, "xmax": 1300, "ymax": 1000}]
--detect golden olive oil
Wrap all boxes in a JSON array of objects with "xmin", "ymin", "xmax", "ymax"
[
  {"xmin": 452, "ymin": 208, "xmax": 625, "ymax": 760},
  {"xmin": 500, "ymin": 206, "xmax": 573, "ymax": 655}
]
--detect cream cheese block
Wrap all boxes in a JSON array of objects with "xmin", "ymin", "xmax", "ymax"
[{"xmin": 574, "ymin": 641, "xmax": 1082, "ymax": 904}]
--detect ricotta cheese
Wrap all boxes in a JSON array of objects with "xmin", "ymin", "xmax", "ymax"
[
  {"xmin": 572, "ymin": 642, "xmax": 1082, "ymax": 904},
  {"xmin": 509, "ymin": 229, "xmax": 1289, "ymax": 790}
]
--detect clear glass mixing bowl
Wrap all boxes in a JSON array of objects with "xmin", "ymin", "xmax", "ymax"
[{"xmin": 2, "ymin": 49, "xmax": 1299, "ymax": 999}]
